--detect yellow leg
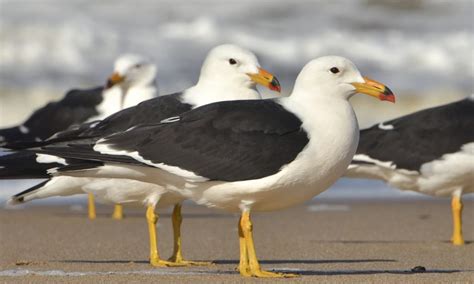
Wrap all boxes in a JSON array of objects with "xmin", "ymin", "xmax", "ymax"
[
  {"xmin": 167, "ymin": 204, "xmax": 212, "ymax": 266},
  {"xmin": 112, "ymin": 204, "xmax": 124, "ymax": 220},
  {"xmin": 146, "ymin": 206, "xmax": 185, "ymax": 267},
  {"xmin": 238, "ymin": 215, "xmax": 250, "ymax": 276},
  {"xmin": 239, "ymin": 211, "xmax": 298, "ymax": 278},
  {"xmin": 451, "ymin": 196, "xmax": 464, "ymax": 245},
  {"xmin": 88, "ymin": 193, "xmax": 96, "ymax": 220}
]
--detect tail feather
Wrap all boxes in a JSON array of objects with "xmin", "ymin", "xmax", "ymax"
[{"xmin": 8, "ymin": 179, "xmax": 50, "ymax": 204}]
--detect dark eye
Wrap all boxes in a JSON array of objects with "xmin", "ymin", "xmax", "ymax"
[
  {"xmin": 229, "ymin": 58, "xmax": 237, "ymax": 65},
  {"xmin": 330, "ymin": 67, "xmax": 340, "ymax": 74},
  {"xmin": 134, "ymin": 64, "xmax": 142, "ymax": 69}
]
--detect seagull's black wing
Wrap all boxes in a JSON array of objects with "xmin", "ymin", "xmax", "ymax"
[
  {"xmin": 83, "ymin": 92, "xmax": 189, "ymax": 137},
  {"xmin": 38, "ymin": 99, "xmax": 310, "ymax": 181},
  {"xmin": 7, "ymin": 92, "xmax": 190, "ymax": 149},
  {"xmin": 0, "ymin": 87, "xmax": 104, "ymax": 145},
  {"xmin": 354, "ymin": 97, "xmax": 474, "ymax": 171}
]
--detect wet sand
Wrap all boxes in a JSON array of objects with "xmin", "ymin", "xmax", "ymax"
[{"xmin": 1, "ymin": 200, "xmax": 473, "ymax": 283}]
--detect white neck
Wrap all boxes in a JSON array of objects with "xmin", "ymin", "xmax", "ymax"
[
  {"xmin": 283, "ymin": 89, "xmax": 359, "ymax": 136},
  {"xmin": 181, "ymin": 80, "xmax": 262, "ymax": 108},
  {"xmin": 122, "ymin": 85, "xmax": 157, "ymax": 109},
  {"xmin": 280, "ymin": 91, "xmax": 360, "ymax": 187}
]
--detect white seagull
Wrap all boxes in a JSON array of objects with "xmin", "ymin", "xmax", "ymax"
[
  {"xmin": 346, "ymin": 96, "xmax": 474, "ymax": 245},
  {"xmin": 11, "ymin": 56, "xmax": 395, "ymax": 277},
  {"xmin": 2, "ymin": 44, "xmax": 281, "ymax": 267}
]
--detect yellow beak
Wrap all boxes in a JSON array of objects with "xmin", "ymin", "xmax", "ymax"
[
  {"xmin": 106, "ymin": 72, "xmax": 125, "ymax": 89},
  {"xmin": 351, "ymin": 76, "xmax": 395, "ymax": 103},
  {"xmin": 247, "ymin": 67, "xmax": 281, "ymax": 93}
]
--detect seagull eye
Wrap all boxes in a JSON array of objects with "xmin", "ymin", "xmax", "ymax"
[
  {"xmin": 229, "ymin": 58, "xmax": 237, "ymax": 65},
  {"xmin": 330, "ymin": 67, "xmax": 340, "ymax": 74},
  {"xmin": 134, "ymin": 64, "xmax": 142, "ymax": 69}
]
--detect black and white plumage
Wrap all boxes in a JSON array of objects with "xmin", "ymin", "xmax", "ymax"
[
  {"xmin": 347, "ymin": 96, "xmax": 474, "ymax": 196},
  {"xmin": 101, "ymin": 101, "xmax": 308, "ymax": 182},
  {"xmin": 10, "ymin": 56, "xmax": 394, "ymax": 277},
  {"xmin": 37, "ymin": 100, "xmax": 309, "ymax": 182},
  {"xmin": 346, "ymin": 96, "xmax": 473, "ymax": 246},
  {"xmin": 0, "ymin": 54, "xmax": 157, "ymax": 147}
]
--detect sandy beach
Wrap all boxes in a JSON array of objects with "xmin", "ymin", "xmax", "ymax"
[{"xmin": 0, "ymin": 199, "xmax": 473, "ymax": 283}]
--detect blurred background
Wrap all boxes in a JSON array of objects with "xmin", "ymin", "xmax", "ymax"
[{"xmin": 0, "ymin": 0, "xmax": 472, "ymax": 204}]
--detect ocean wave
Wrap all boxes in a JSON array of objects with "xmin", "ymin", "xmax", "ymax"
[
  {"xmin": 0, "ymin": 0, "xmax": 472, "ymax": 127},
  {"xmin": 1, "ymin": 1, "xmax": 472, "ymax": 92}
]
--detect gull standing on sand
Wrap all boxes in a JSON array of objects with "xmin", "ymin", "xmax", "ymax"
[
  {"xmin": 346, "ymin": 96, "xmax": 474, "ymax": 245},
  {"xmin": 2, "ymin": 44, "xmax": 281, "ymax": 267},
  {"xmin": 13, "ymin": 56, "xmax": 395, "ymax": 277}
]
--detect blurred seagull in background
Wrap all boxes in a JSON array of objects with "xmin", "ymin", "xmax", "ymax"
[
  {"xmin": 1, "ymin": 53, "xmax": 159, "ymax": 221},
  {"xmin": 84, "ymin": 53, "xmax": 159, "ymax": 220},
  {"xmin": 346, "ymin": 95, "xmax": 474, "ymax": 245},
  {"xmin": 1, "ymin": 44, "xmax": 281, "ymax": 267},
  {"xmin": 7, "ymin": 56, "xmax": 394, "ymax": 277},
  {"xmin": 0, "ymin": 54, "xmax": 157, "ymax": 146}
]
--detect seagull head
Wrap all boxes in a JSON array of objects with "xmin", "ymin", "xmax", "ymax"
[
  {"xmin": 294, "ymin": 56, "xmax": 395, "ymax": 103},
  {"xmin": 198, "ymin": 44, "xmax": 281, "ymax": 93},
  {"xmin": 106, "ymin": 54, "xmax": 157, "ymax": 91}
]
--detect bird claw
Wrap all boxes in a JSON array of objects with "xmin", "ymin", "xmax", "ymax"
[
  {"xmin": 150, "ymin": 259, "xmax": 187, "ymax": 267},
  {"xmin": 167, "ymin": 257, "xmax": 213, "ymax": 266}
]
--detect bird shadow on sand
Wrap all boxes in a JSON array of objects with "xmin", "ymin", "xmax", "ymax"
[
  {"xmin": 213, "ymin": 259, "xmax": 396, "ymax": 265},
  {"xmin": 311, "ymin": 240, "xmax": 474, "ymax": 245},
  {"xmin": 441, "ymin": 240, "xmax": 473, "ymax": 245},
  {"xmin": 58, "ymin": 258, "xmax": 395, "ymax": 266},
  {"xmin": 272, "ymin": 268, "xmax": 468, "ymax": 276},
  {"xmin": 53, "ymin": 212, "xmax": 234, "ymax": 219},
  {"xmin": 51, "ymin": 260, "xmax": 469, "ymax": 277}
]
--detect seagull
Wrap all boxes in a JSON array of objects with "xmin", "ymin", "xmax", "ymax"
[
  {"xmin": 0, "ymin": 54, "xmax": 157, "ymax": 147},
  {"xmin": 1, "ymin": 53, "xmax": 159, "ymax": 221},
  {"xmin": 84, "ymin": 53, "xmax": 159, "ymax": 220},
  {"xmin": 346, "ymin": 96, "xmax": 474, "ymax": 245},
  {"xmin": 9, "ymin": 56, "xmax": 394, "ymax": 277},
  {"xmin": 2, "ymin": 44, "xmax": 281, "ymax": 267}
]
